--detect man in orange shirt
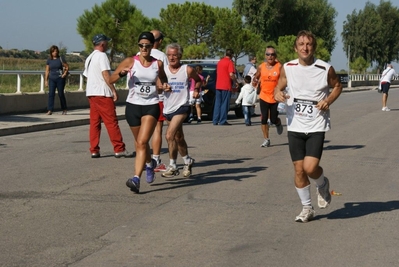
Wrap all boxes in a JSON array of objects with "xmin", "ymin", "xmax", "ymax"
[
  {"xmin": 213, "ymin": 49, "xmax": 239, "ymax": 126},
  {"xmin": 254, "ymin": 46, "xmax": 283, "ymax": 147}
]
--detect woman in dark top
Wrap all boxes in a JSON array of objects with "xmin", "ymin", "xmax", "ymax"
[{"xmin": 44, "ymin": 45, "xmax": 68, "ymax": 115}]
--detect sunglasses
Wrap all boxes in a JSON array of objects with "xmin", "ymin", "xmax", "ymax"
[
  {"xmin": 138, "ymin": 43, "xmax": 153, "ymax": 49},
  {"xmin": 265, "ymin": 53, "xmax": 276, "ymax": 56}
]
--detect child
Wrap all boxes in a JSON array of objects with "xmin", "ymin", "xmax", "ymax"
[
  {"xmin": 236, "ymin": 75, "xmax": 257, "ymax": 126},
  {"xmin": 188, "ymin": 65, "xmax": 209, "ymax": 123}
]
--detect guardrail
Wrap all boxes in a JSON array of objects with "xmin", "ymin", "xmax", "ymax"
[
  {"xmin": 0, "ymin": 70, "xmax": 397, "ymax": 94},
  {"xmin": 0, "ymin": 70, "xmax": 85, "ymax": 94},
  {"xmin": 0, "ymin": 70, "xmax": 129, "ymax": 94}
]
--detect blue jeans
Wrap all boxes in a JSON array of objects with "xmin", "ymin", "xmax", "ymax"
[
  {"xmin": 48, "ymin": 77, "xmax": 67, "ymax": 111},
  {"xmin": 213, "ymin": 89, "xmax": 231, "ymax": 125},
  {"xmin": 242, "ymin": 105, "xmax": 252, "ymax": 125}
]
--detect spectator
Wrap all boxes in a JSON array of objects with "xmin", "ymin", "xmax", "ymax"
[
  {"xmin": 83, "ymin": 34, "xmax": 133, "ymax": 159},
  {"xmin": 380, "ymin": 64, "xmax": 398, "ymax": 111},
  {"xmin": 235, "ymin": 75, "xmax": 257, "ymax": 126},
  {"xmin": 44, "ymin": 45, "xmax": 68, "ymax": 115}
]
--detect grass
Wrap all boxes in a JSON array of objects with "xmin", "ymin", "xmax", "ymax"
[{"xmin": 0, "ymin": 57, "xmax": 125, "ymax": 94}]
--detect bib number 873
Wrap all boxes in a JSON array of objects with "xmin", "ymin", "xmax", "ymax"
[{"xmin": 295, "ymin": 103, "xmax": 313, "ymax": 114}]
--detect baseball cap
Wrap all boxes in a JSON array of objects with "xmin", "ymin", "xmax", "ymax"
[
  {"xmin": 92, "ymin": 34, "xmax": 111, "ymax": 45},
  {"xmin": 138, "ymin": 32, "xmax": 155, "ymax": 43}
]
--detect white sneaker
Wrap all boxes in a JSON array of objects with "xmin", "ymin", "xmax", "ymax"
[
  {"xmin": 295, "ymin": 206, "xmax": 315, "ymax": 223},
  {"xmin": 382, "ymin": 107, "xmax": 391, "ymax": 111},
  {"xmin": 182, "ymin": 158, "xmax": 195, "ymax": 177},
  {"xmin": 260, "ymin": 139, "xmax": 270, "ymax": 147},
  {"xmin": 317, "ymin": 177, "xmax": 331, "ymax": 209}
]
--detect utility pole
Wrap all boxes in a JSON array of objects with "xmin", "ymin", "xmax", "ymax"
[{"xmin": 347, "ymin": 45, "xmax": 351, "ymax": 88}]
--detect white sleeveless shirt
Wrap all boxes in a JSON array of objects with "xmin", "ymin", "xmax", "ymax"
[
  {"xmin": 284, "ymin": 58, "xmax": 331, "ymax": 133},
  {"xmin": 163, "ymin": 64, "xmax": 190, "ymax": 114},
  {"xmin": 126, "ymin": 56, "xmax": 159, "ymax": 105}
]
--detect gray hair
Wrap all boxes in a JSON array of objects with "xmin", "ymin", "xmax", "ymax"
[{"xmin": 165, "ymin": 43, "xmax": 183, "ymax": 56}]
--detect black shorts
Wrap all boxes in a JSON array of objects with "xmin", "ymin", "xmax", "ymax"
[
  {"xmin": 259, "ymin": 99, "xmax": 279, "ymax": 125},
  {"xmin": 381, "ymin": 82, "xmax": 391, "ymax": 94},
  {"xmin": 125, "ymin": 102, "xmax": 160, "ymax": 127},
  {"xmin": 163, "ymin": 105, "xmax": 190, "ymax": 121},
  {"xmin": 288, "ymin": 131, "xmax": 325, "ymax": 162}
]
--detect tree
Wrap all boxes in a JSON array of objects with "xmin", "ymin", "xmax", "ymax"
[
  {"xmin": 232, "ymin": 0, "xmax": 337, "ymax": 53},
  {"xmin": 158, "ymin": 2, "xmax": 217, "ymax": 57},
  {"xmin": 76, "ymin": 0, "xmax": 150, "ymax": 63},
  {"xmin": 158, "ymin": 3, "xmax": 265, "ymax": 64},
  {"xmin": 342, "ymin": 1, "xmax": 399, "ymax": 72},
  {"xmin": 350, "ymin": 56, "xmax": 370, "ymax": 74}
]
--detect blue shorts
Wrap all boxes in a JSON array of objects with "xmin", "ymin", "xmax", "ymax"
[{"xmin": 163, "ymin": 105, "xmax": 190, "ymax": 121}]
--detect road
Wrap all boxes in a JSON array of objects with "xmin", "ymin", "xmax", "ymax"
[{"xmin": 1, "ymin": 89, "xmax": 399, "ymax": 267}]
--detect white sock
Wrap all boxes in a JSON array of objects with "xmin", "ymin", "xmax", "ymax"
[
  {"xmin": 146, "ymin": 161, "xmax": 153, "ymax": 168},
  {"xmin": 152, "ymin": 155, "xmax": 160, "ymax": 164},
  {"xmin": 311, "ymin": 172, "xmax": 325, "ymax": 188},
  {"xmin": 169, "ymin": 159, "xmax": 177, "ymax": 168},
  {"xmin": 182, "ymin": 155, "xmax": 191, "ymax": 164},
  {"xmin": 296, "ymin": 185, "xmax": 312, "ymax": 206}
]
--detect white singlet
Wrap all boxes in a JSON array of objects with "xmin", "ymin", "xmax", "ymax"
[
  {"xmin": 284, "ymin": 58, "xmax": 331, "ymax": 133},
  {"xmin": 126, "ymin": 55, "xmax": 159, "ymax": 105},
  {"xmin": 163, "ymin": 64, "xmax": 190, "ymax": 114}
]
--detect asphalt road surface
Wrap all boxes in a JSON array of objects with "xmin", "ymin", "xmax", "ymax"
[{"xmin": 1, "ymin": 89, "xmax": 399, "ymax": 267}]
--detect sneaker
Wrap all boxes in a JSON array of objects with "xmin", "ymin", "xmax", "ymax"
[
  {"xmin": 276, "ymin": 123, "xmax": 283, "ymax": 135},
  {"xmin": 188, "ymin": 116, "xmax": 194, "ymax": 123},
  {"xmin": 126, "ymin": 176, "xmax": 140, "ymax": 193},
  {"xmin": 115, "ymin": 150, "xmax": 134, "ymax": 158},
  {"xmin": 197, "ymin": 119, "xmax": 202, "ymax": 124},
  {"xmin": 317, "ymin": 177, "xmax": 331, "ymax": 209},
  {"xmin": 295, "ymin": 206, "xmax": 315, "ymax": 223},
  {"xmin": 182, "ymin": 158, "xmax": 195, "ymax": 177},
  {"xmin": 162, "ymin": 165, "xmax": 180, "ymax": 178},
  {"xmin": 91, "ymin": 152, "xmax": 100, "ymax": 158},
  {"xmin": 260, "ymin": 139, "xmax": 270, "ymax": 147},
  {"xmin": 382, "ymin": 107, "xmax": 391, "ymax": 111},
  {"xmin": 145, "ymin": 159, "xmax": 157, "ymax": 184},
  {"xmin": 154, "ymin": 162, "xmax": 167, "ymax": 172}
]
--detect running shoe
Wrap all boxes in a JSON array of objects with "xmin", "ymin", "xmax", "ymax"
[
  {"xmin": 161, "ymin": 165, "xmax": 180, "ymax": 178},
  {"xmin": 260, "ymin": 139, "xmax": 270, "ymax": 147},
  {"xmin": 317, "ymin": 177, "xmax": 331, "ymax": 209},
  {"xmin": 115, "ymin": 150, "xmax": 135, "ymax": 158},
  {"xmin": 197, "ymin": 119, "xmax": 202, "ymax": 124},
  {"xmin": 276, "ymin": 123, "xmax": 283, "ymax": 135},
  {"xmin": 146, "ymin": 159, "xmax": 157, "ymax": 184},
  {"xmin": 188, "ymin": 115, "xmax": 194, "ymax": 123},
  {"xmin": 154, "ymin": 162, "xmax": 167, "ymax": 172},
  {"xmin": 382, "ymin": 107, "xmax": 391, "ymax": 111},
  {"xmin": 182, "ymin": 158, "xmax": 195, "ymax": 177},
  {"xmin": 126, "ymin": 176, "xmax": 140, "ymax": 193},
  {"xmin": 295, "ymin": 206, "xmax": 315, "ymax": 223}
]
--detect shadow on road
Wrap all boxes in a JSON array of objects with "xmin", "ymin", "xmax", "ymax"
[
  {"xmin": 324, "ymin": 144, "xmax": 365, "ymax": 150},
  {"xmin": 142, "ymin": 158, "xmax": 267, "ymax": 194},
  {"xmin": 314, "ymin": 201, "xmax": 399, "ymax": 220}
]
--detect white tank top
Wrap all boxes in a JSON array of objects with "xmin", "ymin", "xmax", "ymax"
[
  {"xmin": 126, "ymin": 56, "xmax": 159, "ymax": 105},
  {"xmin": 163, "ymin": 64, "xmax": 190, "ymax": 114},
  {"xmin": 284, "ymin": 58, "xmax": 331, "ymax": 133}
]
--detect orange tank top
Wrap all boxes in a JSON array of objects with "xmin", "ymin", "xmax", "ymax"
[{"xmin": 259, "ymin": 62, "xmax": 281, "ymax": 103}]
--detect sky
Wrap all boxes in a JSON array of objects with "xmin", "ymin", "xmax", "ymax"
[{"xmin": 0, "ymin": 0, "xmax": 397, "ymax": 70}]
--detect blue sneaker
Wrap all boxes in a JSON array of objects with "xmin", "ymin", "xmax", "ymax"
[
  {"xmin": 126, "ymin": 176, "xmax": 140, "ymax": 193},
  {"xmin": 146, "ymin": 159, "xmax": 157, "ymax": 184}
]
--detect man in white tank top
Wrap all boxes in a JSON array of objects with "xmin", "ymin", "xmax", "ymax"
[
  {"xmin": 160, "ymin": 43, "xmax": 202, "ymax": 179},
  {"xmin": 274, "ymin": 30, "xmax": 343, "ymax": 223}
]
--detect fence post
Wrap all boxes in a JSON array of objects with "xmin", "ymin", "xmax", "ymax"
[
  {"xmin": 40, "ymin": 74, "xmax": 45, "ymax": 93},
  {"xmin": 78, "ymin": 74, "xmax": 84, "ymax": 91},
  {"xmin": 16, "ymin": 74, "xmax": 22, "ymax": 94}
]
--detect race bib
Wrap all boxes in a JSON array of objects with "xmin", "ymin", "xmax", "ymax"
[
  {"xmin": 293, "ymin": 98, "xmax": 319, "ymax": 120},
  {"xmin": 134, "ymin": 82, "xmax": 157, "ymax": 98}
]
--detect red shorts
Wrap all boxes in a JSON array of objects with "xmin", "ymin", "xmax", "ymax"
[{"xmin": 158, "ymin": 101, "xmax": 166, "ymax": 122}]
